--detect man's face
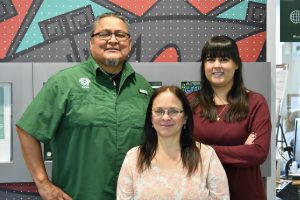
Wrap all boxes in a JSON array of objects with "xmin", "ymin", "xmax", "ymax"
[{"xmin": 90, "ymin": 16, "xmax": 131, "ymax": 69}]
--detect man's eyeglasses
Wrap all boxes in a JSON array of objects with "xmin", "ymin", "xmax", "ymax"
[
  {"xmin": 152, "ymin": 108, "xmax": 184, "ymax": 118},
  {"xmin": 91, "ymin": 31, "xmax": 130, "ymax": 41}
]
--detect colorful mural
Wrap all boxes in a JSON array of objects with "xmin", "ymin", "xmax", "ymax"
[{"xmin": 0, "ymin": 0, "xmax": 266, "ymax": 62}]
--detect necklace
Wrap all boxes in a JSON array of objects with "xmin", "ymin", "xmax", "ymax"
[
  {"xmin": 214, "ymin": 93, "xmax": 228, "ymax": 121},
  {"xmin": 217, "ymin": 105, "xmax": 227, "ymax": 121}
]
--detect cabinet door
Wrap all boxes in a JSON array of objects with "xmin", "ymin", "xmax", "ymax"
[{"xmin": 0, "ymin": 63, "xmax": 33, "ymax": 182}]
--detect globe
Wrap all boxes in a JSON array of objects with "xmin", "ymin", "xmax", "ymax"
[{"xmin": 290, "ymin": 10, "xmax": 300, "ymax": 24}]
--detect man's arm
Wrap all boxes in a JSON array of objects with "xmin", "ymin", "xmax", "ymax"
[
  {"xmin": 16, "ymin": 126, "xmax": 48, "ymax": 184},
  {"xmin": 16, "ymin": 126, "xmax": 72, "ymax": 200}
]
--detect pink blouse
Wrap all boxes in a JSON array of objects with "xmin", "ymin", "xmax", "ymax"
[{"xmin": 117, "ymin": 144, "xmax": 229, "ymax": 200}]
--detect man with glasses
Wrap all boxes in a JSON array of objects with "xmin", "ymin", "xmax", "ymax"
[{"xmin": 16, "ymin": 12, "xmax": 153, "ymax": 200}]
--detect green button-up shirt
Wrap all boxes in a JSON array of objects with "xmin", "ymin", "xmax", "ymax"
[{"xmin": 17, "ymin": 55, "xmax": 153, "ymax": 199}]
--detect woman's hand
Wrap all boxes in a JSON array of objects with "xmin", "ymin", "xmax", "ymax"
[{"xmin": 245, "ymin": 132, "xmax": 256, "ymax": 145}]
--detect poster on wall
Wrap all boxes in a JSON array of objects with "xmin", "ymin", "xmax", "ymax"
[
  {"xmin": 181, "ymin": 81, "xmax": 201, "ymax": 94},
  {"xmin": 280, "ymin": 0, "xmax": 300, "ymax": 42}
]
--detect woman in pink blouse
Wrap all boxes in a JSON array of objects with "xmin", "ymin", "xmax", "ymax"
[
  {"xmin": 117, "ymin": 86, "xmax": 229, "ymax": 200},
  {"xmin": 187, "ymin": 36, "xmax": 271, "ymax": 200}
]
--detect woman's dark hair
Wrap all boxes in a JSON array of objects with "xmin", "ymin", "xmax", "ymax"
[
  {"xmin": 191, "ymin": 35, "xmax": 249, "ymax": 122},
  {"xmin": 137, "ymin": 86, "xmax": 201, "ymax": 176}
]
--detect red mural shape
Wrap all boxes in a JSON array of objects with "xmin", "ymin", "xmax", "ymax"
[
  {"xmin": 108, "ymin": 0, "xmax": 157, "ymax": 16},
  {"xmin": 154, "ymin": 47, "xmax": 179, "ymax": 62},
  {"xmin": 237, "ymin": 32, "xmax": 266, "ymax": 62},
  {"xmin": 0, "ymin": 0, "xmax": 33, "ymax": 59},
  {"xmin": 187, "ymin": 0, "xmax": 226, "ymax": 14}
]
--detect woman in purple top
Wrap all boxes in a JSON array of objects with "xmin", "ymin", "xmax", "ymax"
[{"xmin": 187, "ymin": 35, "xmax": 271, "ymax": 200}]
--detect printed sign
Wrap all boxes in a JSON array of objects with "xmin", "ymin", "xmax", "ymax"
[
  {"xmin": 181, "ymin": 81, "xmax": 201, "ymax": 94},
  {"xmin": 280, "ymin": 0, "xmax": 300, "ymax": 42}
]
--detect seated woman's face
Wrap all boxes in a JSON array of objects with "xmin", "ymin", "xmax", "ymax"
[{"xmin": 151, "ymin": 91, "xmax": 187, "ymax": 139}]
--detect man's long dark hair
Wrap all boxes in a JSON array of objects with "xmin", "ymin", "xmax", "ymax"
[
  {"xmin": 191, "ymin": 35, "xmax": 249, "ymax": 122},
  {"xmin": 137, "ymin": 86, "xmax": 201, "ymax": 176}
]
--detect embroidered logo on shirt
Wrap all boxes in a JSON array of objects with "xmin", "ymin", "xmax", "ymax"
[{"xmin": 79, "ymin": 78, "xmax": 91, "ymax": 89}]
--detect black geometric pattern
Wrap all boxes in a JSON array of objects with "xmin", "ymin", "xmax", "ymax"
[
  {"xmin": 0, "ymin": 0, "xmax": 17, "ymax": 23},
  {"xmin": 39, "ymin": 5, "xmax": 94, "ymax": 40},
  {"xmin": 246, "ymin": 2, "xmax": 266, "ymax": 25}
]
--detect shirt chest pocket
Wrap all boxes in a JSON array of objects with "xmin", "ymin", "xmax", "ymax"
[
  {"xmin": 65, "ymin": 93, "xmax": 116, "ymax": 126},
  {"xmin": 117, "ymin": 95, "xmax": 148, "ymax": 128}
]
